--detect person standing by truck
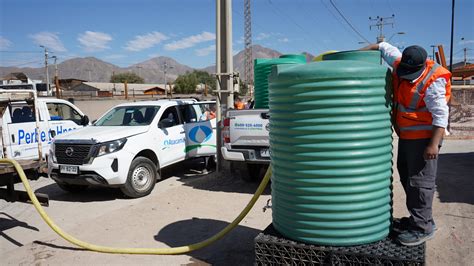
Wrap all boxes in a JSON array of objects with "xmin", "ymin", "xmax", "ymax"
[
  {"xmin": 361, "ymin": 42, "xmax": 451, "ymax": 246},
  {"xmin": 234, "ymin": 97, "xmax": 245, "ymax": 110}
]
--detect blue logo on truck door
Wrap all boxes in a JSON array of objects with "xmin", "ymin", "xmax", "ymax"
[{"xmin": 189, "ymin": 125, "xmax": 213, "ymax": 143}]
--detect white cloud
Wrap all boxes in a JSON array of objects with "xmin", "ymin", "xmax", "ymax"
[
  {"xmin": 278, "ymin": 37, "xmax": 290, "ymax": 43},
  {"xmin": 103, "ymin": 54, "xmax": 126, "ymax": 60},
  {"xmin": 164, "ymin": 31, "xmax": 215, "ymax": 51},
  {"xmin": 255, "ymin": 33, "xmax": 271, "ymax": 41},
  {"xmin": 459, "ymin": 39, "xmax": 474, "ymax": 45},
  {"xmin": 78, "ymin": 31, "xmax": 112, "ymax": 52},
  {"xmin": 29, "ymin": 32, "xmax": 66, "ymax": 52},
  {"xmin": 125, "ymin": 32, "xmax": 169, "ymax": 51},
  {"xmin": 0, "ymin": 36, "xmax": 12, "ymax": 49},
  {"xmin": 237, "ymin": 36, "xmax": 245, "ymax": 44},
  {"xmin": 196, "ymin": 44, "xmax": 216, "ymax": 56}
]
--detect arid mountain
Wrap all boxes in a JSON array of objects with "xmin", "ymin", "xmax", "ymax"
[
  {"xmin": 128, "ymin": 56, "xmax": 194, "ymax": 83},
  {"xmin": 0, "ymin": 45, "xmax": 297, "ymax": 83},
  {"xmin": 0, "ymin": 56, "xmax": 194, "ymax": 84}
]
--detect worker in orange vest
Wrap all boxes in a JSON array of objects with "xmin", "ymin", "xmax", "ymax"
[
  {"xmin": 361, "ymin": 42, "xmax": 451, "ymax": 246},
  {"xmin": 234, "ymin": 97, "xmax": 245, "ymax": 110}
]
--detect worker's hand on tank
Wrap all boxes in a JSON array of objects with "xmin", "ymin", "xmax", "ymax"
[{"xmin": 423, "ymin": 144, "xmax": 439, "ymax": 160}]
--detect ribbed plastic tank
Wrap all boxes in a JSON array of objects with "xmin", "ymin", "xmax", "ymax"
[
  {"xmin": 254, "ymin": 54, "xmax": 306, "ymax": 109},
  {"xmin": 269, "ymin": 50, "xmax": 393, "ymax": 246}
]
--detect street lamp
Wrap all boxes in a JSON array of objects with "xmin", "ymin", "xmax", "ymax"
[
  {"xmin": 387, "ymin": 32, "xmax": 406, "ymax": 42},
  {"xmin": 40, "ymin": 45, "xmax": 50, "ymax": 95},
  {"xmin": 163, "ymin": 61, "xmax": 174, "ymax": 98}
]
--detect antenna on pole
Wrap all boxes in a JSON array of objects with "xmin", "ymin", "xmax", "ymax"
[
  {"xmin": 244, "ymin": 0, "xmax": 253, "ymax": 96},
  {"xmin": 369, "ymin": 14, "xmax": 395, "ymax": 43}
]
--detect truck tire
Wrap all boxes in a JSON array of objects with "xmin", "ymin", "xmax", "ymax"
[
  {"xmin": 57, "ymin": 183, "xmax": 89, "ymax": 193},
  {"xmin": 206, "ymin": 155, "xmax": 216, "ymax": 170},
  {"xmin": 121, "ymin": 157, "xmax": 158, "ymax": 198},
  {"xmin": 243, "ymin": 164, "xmax": 266, "ymax": 182}
]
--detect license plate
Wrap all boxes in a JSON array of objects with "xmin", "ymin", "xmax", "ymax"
[
  {"xmin": 260, "ymin": 148, "xmax": 270, "ymax": 157},
  {"xmin": 60, "ymin": 165, "xmax": 79, "ymax": 175}
]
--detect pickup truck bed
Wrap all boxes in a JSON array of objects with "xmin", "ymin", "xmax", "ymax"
[{"xmin": 222, "ymin": 109, "xmax": 270, "ymax": 180}]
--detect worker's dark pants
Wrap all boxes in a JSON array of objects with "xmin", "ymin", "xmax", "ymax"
[{"xmin": 397, "ymin": 138, "xmax": 439, "ymax": 234}]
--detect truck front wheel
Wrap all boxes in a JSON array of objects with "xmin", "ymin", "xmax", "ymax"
[{"xmin": 121, "ymin": 157, "xmax": 158, "ymax": 198}]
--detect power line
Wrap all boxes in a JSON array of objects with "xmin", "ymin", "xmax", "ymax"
[
  {"xmin": 329, "ymin": 0, "xmax": 370, "ymax": 43},
  {"xmin": 266, "ymin": 0, "xmax": 324, "ymax": 51},
  {"xmin": 4, "ymin": 59, "xmax": 43, "ymax": 67},
  {"xmin": 296, "ymin": 0, "xmax": 332, "ymax": 51},
  {"xmin": 0, "ymin": 51, "xmax": 42, "ymax": 53},
  {"xmin": 320, "ymin": 0, "xmax": 360, "ymax": 42},
  {"xmin": 385, "ymin": 0, "xmax": 396, "ymax": 15}
]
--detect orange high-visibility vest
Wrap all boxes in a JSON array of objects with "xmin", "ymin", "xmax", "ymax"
[
  {"xmin": 392, "ymin": 59, "xmax": 451, "ymax": 139},
  {"xmin": 235, "ymin": 101, "xmax": 245, "ymax": 110}
]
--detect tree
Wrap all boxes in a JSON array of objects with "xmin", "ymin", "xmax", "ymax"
[
  {"xmin": 239, "ymin": 78, "xmax": 249, "ymax": 96},
  {"xmin": 174, "ymin": 71, "xmax": 198, "ymax": 94},
  {"xmin": 173, "ymin": 70, "xmax": 216, "ymax": 94},
  {"xmin": 110, "ymin": 72, "xmax": 144, "ymax": 84}
]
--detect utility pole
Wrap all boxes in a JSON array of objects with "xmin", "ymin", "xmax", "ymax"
[
  {"xmin": 430, "ymin": 45, "xmax": 437, "ymax": 61},
  {"xmin": 85, "ymin": 69, "xmax": 92, "ymax": 81},
  {"xmin": 369, "ymin": 15, "xmax": 395, "ymax": 43},
  {"xmin": 162, "ymin": 61, "xmax": 173, "ymax": 98},
  {"xmin": 112, "ymin": 71, "xmax": 116, "ymax": 95},
  {"xmin": 40, "ymin": 45, "xmax": 50, "ymax": 96},
  {"xmin": 52, "ymin": 56, "xmax": 61, "ymax": 99},
  {"xmin": 136, "ymin": 66, "xmax": 143, "ymax": 77},
  {"xmin": 244, "ymin": 0, "xmax": 253, "ymax": 96},
  {"xmin": 463, "ymin": 48, "xmax": 468, "ymax": 66},
  {"xmin": 216, "ymin": 0, "xmax": 234, "ymax": 172}
]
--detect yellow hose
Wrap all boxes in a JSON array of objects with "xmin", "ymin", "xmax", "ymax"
[{"xmin": 0, "ymin": 158, "xmax": 271, "ymax": 255}]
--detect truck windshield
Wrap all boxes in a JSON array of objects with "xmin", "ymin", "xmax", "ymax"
[{"xmin": 95, "ymin": 106, "xmax": 160, "ymax": 126}]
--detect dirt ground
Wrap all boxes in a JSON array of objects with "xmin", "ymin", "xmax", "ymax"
[
  {"xmin": 0, "ymin": 139, "xmax": 472, "ymax": 265},
  {"xmin": 0, "ymin": 99, "xmax": 473, "ymax": 265}
]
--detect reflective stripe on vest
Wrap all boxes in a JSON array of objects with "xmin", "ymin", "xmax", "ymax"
[
  {"xmin": 397, "ymin": 105, "xmax": 428, "ymax": 113},
  {"xmin": 408, "ymin": 64, "xmax": 440, "ymax": 109},
  {"xmin": 399, "ymin": 125, "xmax": 433, "ymax": 131}
]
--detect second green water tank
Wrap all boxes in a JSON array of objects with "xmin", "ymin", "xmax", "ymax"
[
  {"xmin": 269, "ymin": 51, "xmax": 393, "ymax": 246},
  {"xmin": 254, "ymin": 54, "xmax": 306, "ymax": 109}
]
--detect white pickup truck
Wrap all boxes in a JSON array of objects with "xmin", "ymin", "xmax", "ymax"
[
  {"xmin": 1, "ymin": 83, "xmax": 88, "ymax": 205},
  {"xmin": 221, "ymin": 109, "xmax": 270, "ymax": 181},
  {"xmin": 1, "ymin": 85, "xmax": 89, "ymax": 161},
  {"xmin": 48, "ymin": 99, "xmax": 216, "ymax": 198}
]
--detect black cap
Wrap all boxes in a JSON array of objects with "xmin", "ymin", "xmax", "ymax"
[{"xmin": 397, "ymin": 45, "xmax": 428, "ymax": 80}]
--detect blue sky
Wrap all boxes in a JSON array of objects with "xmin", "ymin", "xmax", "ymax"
[{"xmin": 0, "ymin": 0, "xmax": 473, "ymax": 69}]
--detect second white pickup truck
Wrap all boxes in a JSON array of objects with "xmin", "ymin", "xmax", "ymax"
[
  {"xmin": 48, "ymin": 99, "xmax": 216, "ymax": 198},
  {"xmin": 221, "ymin": 109, "xmax": 270, "ymax": 181}
]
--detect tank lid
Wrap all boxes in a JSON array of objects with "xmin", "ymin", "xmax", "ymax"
[
  {"xmin": 323, "ymin": 50, "xmax": 382, "ymax": 64},
  {"xmin": 279, "ymin": 54, "xmax": 307, "ymax": 60}
]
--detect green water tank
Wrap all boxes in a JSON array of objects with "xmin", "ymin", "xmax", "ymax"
[
  {"xmin": 269, "ymin": 50, "xmax": 393, "ymax": 246},
  {"xmin": 254, "ymin": 54, "xmax": 306, "ymax": 109}
]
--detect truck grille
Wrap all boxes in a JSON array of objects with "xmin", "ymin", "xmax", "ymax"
[{"xmin": 55, "ymin": 143, "xmax": 94, "ymax": 165}]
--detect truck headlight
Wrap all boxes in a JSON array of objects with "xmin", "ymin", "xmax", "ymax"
[{"xmin": 96, "ymin": 138, "xmax": 127, "ymax": 157}]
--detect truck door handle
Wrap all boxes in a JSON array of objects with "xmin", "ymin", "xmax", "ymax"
[
  {"xmin": 180, "ymin": 131, "xmax": 185, "ymax": 134},
  {"xmin": 11, "ymin": 134, "xmax": 15, "ymax": 143}
]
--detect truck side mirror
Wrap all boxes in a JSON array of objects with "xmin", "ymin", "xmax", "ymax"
[
  {"xmin": 81, "ymin": 115, "xmax": 90, "ymax": 126},
  {"xmin": 50, "ymin": 130, "xmax": 56, "ymax": 138},
  {"xmin": 158, "ymin": 118, "xmax": 174, "ymax": 129}
]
